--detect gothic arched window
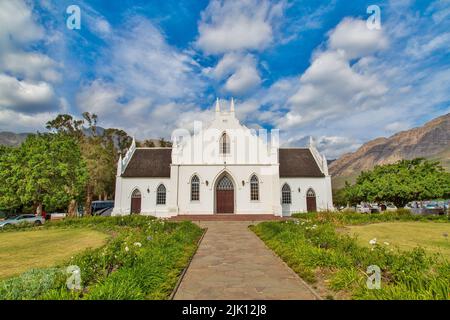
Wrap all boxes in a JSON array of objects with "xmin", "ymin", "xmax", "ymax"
[
  {"xmin": 191, "ymin": 175, "xmax": 200, "ymax": 201},
  {"xmin": 282, "ymin": 183, "xmax": 291, "ymax": 204},
  {"xmin": 307, "ymin": 188, "xmax": 316, "ymax": 197},
  {"xmin": 220, "ymin": 132, "xmax": 230, "ymax": 154},
  {"xmin": 156, "ymin": 184, "xmax": 166, "ymax": 205},
  {"xmin": 250, "ymin": 175, "xmax": 259, "ymax": 201}
]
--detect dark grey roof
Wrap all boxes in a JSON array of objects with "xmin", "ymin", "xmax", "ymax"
[
  {"xmin": 279, "ymin": 148, "xmax": 325, "ymax": 177},
  {"xmin": 122, "ymin": 148, "xmax": 172, "ymax": 177}
]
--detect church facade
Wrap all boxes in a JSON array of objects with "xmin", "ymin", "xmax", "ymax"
[{"xmin": 112, "ymin": 99, "xmax": 333, "ymax": 217}]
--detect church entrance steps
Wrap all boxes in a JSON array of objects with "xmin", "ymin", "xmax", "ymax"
[
  {"xmin": 173, "ymin": 221, "xmax": 321, "ymax": 300},
  {"xmin": 169, "ymin": 214, "xmax": 286, "ymax": 221}
]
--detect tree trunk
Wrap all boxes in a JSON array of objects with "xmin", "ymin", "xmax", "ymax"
[
  {"xmin": 85, "ymin": 185, "xmax": 93, "ymax": 216},
  {"xmin": 68, "ymin": 200, "xmax": 77, "ymax": 217},
  {"xmin": 36, "ymin": 203, "xmax": 42, "ymax": 216}
]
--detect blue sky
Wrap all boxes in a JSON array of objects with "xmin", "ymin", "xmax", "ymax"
[{"xmin": 0, "ymin": 0, "xmax": 449, "ymax": 158}]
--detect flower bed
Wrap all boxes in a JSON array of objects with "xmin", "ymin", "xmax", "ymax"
[
  {"xmin": 0, "ymin": 216, "xmax": 204, "ymax": 300},
  {"xmin": 250, "ymin": 213, "xmax": 449, "ymax": 300}
]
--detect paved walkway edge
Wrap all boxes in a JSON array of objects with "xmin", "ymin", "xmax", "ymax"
[
  {"xmin": 248, "ymin": 225, "xmax": 323, "ymax": 300},
  {"xmin": 169, "ymin": 227, "xmax": 208, "ymax": 300}
]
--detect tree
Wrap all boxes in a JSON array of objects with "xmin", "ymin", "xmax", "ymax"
[
  {"xmin": 141, "ymin": 139, "xmax": 155, "ymax": 147},
  {"xmin": 158, "ymin": 137, "xmax": 172, "ymax": 147},
  {"xmin": 46, "ymin": 114, "xmax": 132, "ymax": 215},
  {"xmin": 343, "ymin": 158, "xmax": 450, "ymax": 207},
  {"xmin": 0, "ymin": 134, "xmax": 88, "ymax": 216}
]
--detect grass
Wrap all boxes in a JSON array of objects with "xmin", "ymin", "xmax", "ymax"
[
  {"xmin": 0, "ymin": 216, "xmax": 204, "ymax": 300},
  {"xmin": 251, "ymin": 211, "xmax": 450, "ymax": 300},
  {"xmin": 346, "ymin": 222, "xmax": 450, "ymax": 259},
  {"xmin": 0, "ymin": 228, "xmax": 108, "ymax": 280}
]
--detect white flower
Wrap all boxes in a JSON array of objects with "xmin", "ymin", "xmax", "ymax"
[
  {"xmin": 125, "ymin": 246, "xmax": 129, "ymax": 252},
  {"xmin": 383, "ymin": 242, "xmax": 390, "ymax": 246},
  {"xmin": 369, "ymin": 238, "xmax": 377, "ymax": 245},
  {"xmin": 133, "ymin": 242, "xmax": 142, "ymax": 247}
]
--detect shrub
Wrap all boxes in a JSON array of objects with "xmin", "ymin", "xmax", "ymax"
[
  {"xmin": 251, "ymin": 217, "xmax": 449, "ymax": 300},
  {"xmin": 0, "ymin": 216, "xmax": 203, "ymax": 300}
]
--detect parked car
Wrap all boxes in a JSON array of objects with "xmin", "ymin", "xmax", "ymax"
[
  {"xmin": 91, "ymin": 201, "xmax": 114, "ymax": 215},
  {"xmin": 0, "ymin": 214, "xmax": 45, "ymax": 228},
  {"xmin": 356, "ymin": 204, "xmax": 371, "ymax": 214},
  {"xmin": 385, "ymin": 203, "xmax": 397, "ymax": 211},
  {"xmin": 95, "ymin": 207, "xmax": 113, "ymax": 217}
]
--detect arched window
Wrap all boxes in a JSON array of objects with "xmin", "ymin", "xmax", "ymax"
[
  {"xmin": 156, "ymin": 184, "xmax": 166, "ymax": 205},
  {"xmin": 217, "ymin": 175, "xmax": 233, "ymax": 190},
  {"xmin": 307, "ymin": 188, "xmax": 316, "ymax": 197},
  {"xmin": 282, "ymin": 184, "xmax": 291, "ymax": 204},
  {"xmin": 191, "ymin": 175, "xmax": 200, "ymax": 201},
  {"xmin": 250, "ymin": 175, "xmax": 259, "ymax": 201},
  {"xmin": 219, "ymin": 132, "xmax": 230, "ymax": 154},
  {"xmin": 132, "ymin": 189, "xmax": 141, "ymax": 198}
]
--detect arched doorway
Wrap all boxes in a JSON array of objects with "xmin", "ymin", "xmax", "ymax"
[
  {"xmin": 306, "ymin": 188, "xmax": 317, "ymax": 212},
  {"xmin": 215, "ymin": 174, "xmax": 234, "ymax": 214},
  {"xmin": 130, "ymin": 189, "xmax": 141, "ymax": 214}
]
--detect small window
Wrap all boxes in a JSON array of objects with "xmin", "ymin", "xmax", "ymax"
[
  {"xmin": 191, "ymin": 175, "xmax": 200, "ymax": 201},
  {"xmin": 250, "ymin": 175, "xmax": 259, "ymax": 201},
  {"xmin": 282, "ymin": 184, "xmax": 291, "ymax": 204},
  {"xmin": 219, "ymin": 132, "xmax": 230, "ymax": 154},
  {"xmin": 156, "ymin": 184, "xmax": 166, "ymax": 205}
]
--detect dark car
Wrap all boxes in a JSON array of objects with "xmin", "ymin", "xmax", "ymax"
[
  {"xmin": 96, "ymin": 207, "xmax": 113, "ymax": 217},
  {"xmin": 91, "ymin": 201, "xmax": 114, "ymax": 215}
]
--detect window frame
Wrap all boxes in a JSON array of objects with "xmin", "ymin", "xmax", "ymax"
[
  {"xmin": 281, "ymin": 183, "xmax": 292, "ymax": 204},
  {"xmin": 250, "ymin": 175, "xmax": 259, "ymax": 201},
  {"xmin": 156, "ymin": 184, "xmax": 166, "ymax": 205},
  {"xmin": 190, "ymin": 175, "xmax": 200, "ymax": 201},
  {"xmin": 219, "ymin": 132, "xmax": 230, "ymax": 155}
]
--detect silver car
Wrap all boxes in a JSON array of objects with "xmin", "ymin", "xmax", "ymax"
[{"xmin": 0, "ymin": 214, "xmax": 45, "ymax": 228}]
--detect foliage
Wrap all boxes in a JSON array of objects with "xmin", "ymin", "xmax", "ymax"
[
  {"xmin": 292, "ymin": 210, "xmax": 449, "ymax": 226},
  {"xmin": 0, "ymin": 133, "xmax": 88, "ymax": 213},
  {"xmin": 0, "ymin": 216, "xmax": 203, "ymax": 300},
  {"xmin": 46, "ymin": 113, "xmax": 132, "ymax": 213},
  {"xmin": 343, "ymin": 158, "xmax": 450, "ymax": 207},
  {"xmin": 251, "ymin": 213, "xmax": 450, "ymax": 300}
]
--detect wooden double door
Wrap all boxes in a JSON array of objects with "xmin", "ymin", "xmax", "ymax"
[{"xmin": 216, "ymin": 175, "xmax": 234, "ymax": 214}]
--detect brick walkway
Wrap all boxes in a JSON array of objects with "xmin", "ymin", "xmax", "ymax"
[{"xmin": 173, "ymin": 221, "xmax": 320, "ymax": 300}]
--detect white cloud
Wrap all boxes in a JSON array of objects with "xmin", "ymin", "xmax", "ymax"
[
  {"xmin": 406, "ymin": 32, "xmax": 450, "ymax": 59},
  {"xmin": 98, "ymin": 17, "xmax": 205, "ymax": 101},
  {"xmin": 0, "ymin": 0, "xmax": 64, "ymax": 130},
  {"xmin": 328, "ymin": 18, "xmax": 388, "ymax": 59},
  {"xmin": 0, "ymin": 74, "xmax": 59, "ymax": 113},
  {"xmin": 76, "ymin": 17, "xmax": 209, "ymax": 138},
  {"xmin": 195, "ymin": 0, "xmax": 285, "ymax": 54},
  {"xmin": 0, "ymin": 0, "xmax": 44, "ymax": 46},
  {"xmin": 204, "ymin": 53, "xmax": 261, "ymax": 95},
  {"xmin": 0, "ymin": 51, "xmax": 60, "ymax": 82}
]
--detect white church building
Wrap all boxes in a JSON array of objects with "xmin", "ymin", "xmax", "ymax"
[{"xmin": 112, "ymin": 99, "xmax": 333, "ymax": 217}]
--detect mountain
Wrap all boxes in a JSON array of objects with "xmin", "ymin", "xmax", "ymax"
[
  {"xmin": 0, "ymin": 132, "xmax": 30, "ymax": 146},
  {"xmin": 329, "ymin": 113, "xmax": 450, "ymax": 189}
]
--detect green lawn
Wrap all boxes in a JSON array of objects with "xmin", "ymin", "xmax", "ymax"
[
  {"xmin": 0, "ymin": 216, "xmax": 204, "ymax": 300},
  {"xmin": 0, "ymin": 228, "xmax": 108, "ymax": 279},
  {"xmin": 251, "ymin": 214, "xmax": 450, "ymax": 299},
  {"xmin": 346, "ymin": 222, "xmax": 450, "ymax": 259}
]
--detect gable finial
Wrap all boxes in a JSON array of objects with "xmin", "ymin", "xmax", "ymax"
[
  {"xmin": 215, "ymin": 97, "xmax": 220, "ymax": 112},
  {"xmin": 230, "ymin": 97, "xmax": 235, "ymax": 113}
]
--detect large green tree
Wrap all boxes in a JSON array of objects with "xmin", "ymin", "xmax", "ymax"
[
  {"xmin": 46, "ymin": 113, "xmax": 131, "ymax": 215},
  {"xmin": 0, "ymin": 133, "xmax": 88, "ymax": 216},
  {"xmin": 343, "ymin": 158, "xmax": 450, "ymax": 207}
]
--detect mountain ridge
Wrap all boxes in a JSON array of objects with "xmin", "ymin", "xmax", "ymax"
[{"xmin": 329, "ymin": 113, "xmax": 450, "ymax": 188}]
